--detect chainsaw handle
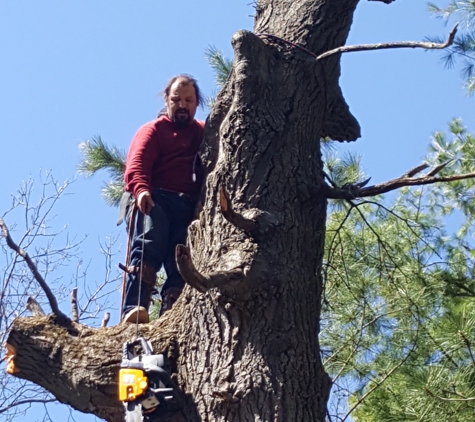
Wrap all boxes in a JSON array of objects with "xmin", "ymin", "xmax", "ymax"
[{"xmin": 123, "ymin": 337, "xmax": 153, "ymax": 361}]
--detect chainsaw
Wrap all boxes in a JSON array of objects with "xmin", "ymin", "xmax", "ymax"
[{"xmin": 119, "ymin": 337, "xmax": 179, "ymax": 421}]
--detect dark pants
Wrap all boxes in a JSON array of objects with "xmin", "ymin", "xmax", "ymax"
[{"xmin": 122, "ymin": 189, "xmax": 195, "ymax": 315}]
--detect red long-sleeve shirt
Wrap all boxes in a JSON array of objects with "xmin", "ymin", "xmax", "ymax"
[{"xmin": 124, "ymin": 115, "xmax": 205, "ymax": 199}]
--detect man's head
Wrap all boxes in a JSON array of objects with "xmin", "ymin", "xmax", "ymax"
[{"xmin": 163, "ymin": 75, "xmax": 202, "ymax": 128}]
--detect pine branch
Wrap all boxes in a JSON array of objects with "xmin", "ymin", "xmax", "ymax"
[
  {"xmin": 77, "ymin": 136, "xmax": 126, "ymax": 180},
  {"xmin": 317, "ymin": 24, "xmax": 459, "ymax": 61},
  {"xmin": 342, "ymin": 321, "xmax": 420, "ymax": 421}
]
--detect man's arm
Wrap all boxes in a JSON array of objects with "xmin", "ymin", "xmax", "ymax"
[{"xmin": 124, "ymin": 122, "xmax": 159, "ymax": 214}]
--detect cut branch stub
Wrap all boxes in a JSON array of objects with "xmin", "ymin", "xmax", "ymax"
[
  {"xmin": 219, "ymin": 187, "xmax": 259, "ymax": 232},
  {"xmin": 176, "ymin": 245, "xmax": 246, "ymax": 296},
  {"xmin": 176, "ymin": 244, "xmax": 208, "ymax": 293},
  {"xmin": 71, "ymin": 287, "xmax": 79, "ymax": 323}
]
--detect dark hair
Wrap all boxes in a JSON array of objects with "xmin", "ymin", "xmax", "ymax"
[{"xmin": 162, "ymin": 74, "xmax": 203, "ymax": 107}]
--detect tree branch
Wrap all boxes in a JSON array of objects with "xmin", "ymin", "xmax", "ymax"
[
  {"xmin": 0, "ymin": 217, "xmax": 66, "ymax": 319},
  {"xmin": 317, "ymin": 24, "xmax": 458, "ymax": 61},
  {"xmin": 323, "ymin": 167, "xmax": 475, "ymax": 200}
]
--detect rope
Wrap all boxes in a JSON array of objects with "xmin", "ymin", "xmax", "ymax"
[
  {"xmin": 136, "ymin": 216, "xmax": 146, "ymax": 335},
  {"xmin": 255, "ymin": 32, "xmax": 318, "ymax": 58},
  {"xmin": 120, "ymin": 203, "xmax": 137, "ymax": 323}
]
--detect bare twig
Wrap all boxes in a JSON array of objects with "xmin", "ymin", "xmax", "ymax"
[
  {"xmin": 71, "ymin": 288, "xmax": 79, "ymax": 323},
  {"xmin": 0, "ymin": 217, "xmax": 65, "ymax": 318},
  {"xmin": 317, "ymin": 24, "xmax": 458, "ymax": 61},
  {"xmin": 0, "ymin": 398, "xmax": 56, "ymax": 415}
]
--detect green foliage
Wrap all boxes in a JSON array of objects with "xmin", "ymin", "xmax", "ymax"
[
  {"xmin": 148, "ymin": 269, "xmax": 167, "ymax": 321},
  {"xmin": 323, "ymin": 120, "xmax": 475, "ymax": 421},
  {"xmin": 428, "ymin": 1, "xmax": 475, "ymax": 95},
  {"xmin": 204, "ymin": 45, "xmax": 233, "ymax": 109},
  {"xmin": 77, "ymin": 136, "xmax": 126, "ymax": 206}
]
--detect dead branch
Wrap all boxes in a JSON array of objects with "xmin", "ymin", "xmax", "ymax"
[
  {"xmin": 0, "ymin": 217, "xmax": 66, "ymax": 319},
  {"xmin": 317, "ymin": 23, "xmax": 458, "ymax": 61},
  {"xmin": 404, "ymin": 163, "xmax": 430, "ymax": 178},
  {"xmin": 427, "ymin": 160, "xmax": 453, "ymax": 177},
  {"xmin": 71, "ymin": 288, "xmax": 79, "ymax": 323},
  {"xmin": 323, "ymin": 166, "xmax": 475, "ymax": 200}
]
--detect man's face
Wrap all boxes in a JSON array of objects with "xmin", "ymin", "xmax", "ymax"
[{"xmin": 165, "ymin": 81, "xmax": 198, "ymax": 128}]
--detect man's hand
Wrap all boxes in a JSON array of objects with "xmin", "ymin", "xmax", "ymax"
[{"xmin": 137, "ymin": 191, "xmax": 154, "ymax": 215}]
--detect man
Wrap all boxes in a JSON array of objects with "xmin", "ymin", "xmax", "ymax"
[{"xmin": 121, "ymin": 74, "xmax": 205, "ymax": 324}]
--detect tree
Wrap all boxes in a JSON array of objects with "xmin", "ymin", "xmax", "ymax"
[
  {"xmin": 321, "ymin": 120, "xmax": 475, "ymax": 422},
  {"xmin": 3, "ymin": 1, "xmax": 474, "ymax": 421}
]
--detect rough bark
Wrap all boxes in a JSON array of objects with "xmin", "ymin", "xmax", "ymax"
[{"xmin": 6, "ymin": 1, "xmax": 363, "ymax": 421}]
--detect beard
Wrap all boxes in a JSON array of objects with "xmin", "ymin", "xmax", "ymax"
[{"xmin": 173, "ymin": 108, "xmax": 191, "ymax": 128}]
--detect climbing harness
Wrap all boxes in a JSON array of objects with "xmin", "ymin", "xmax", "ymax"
[{"xmin": 119, "ymin": 337, "xmax": 180, "ymax": 421}]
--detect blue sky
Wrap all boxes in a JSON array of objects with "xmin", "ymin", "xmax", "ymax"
[{"xmin": 0, "ymin": 1, "xmax": 472, "ymax": 421}]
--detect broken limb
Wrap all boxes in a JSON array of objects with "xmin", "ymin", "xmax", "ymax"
[
  {"xmin": 176, "ymin": 245, "xmax": 245, "ymax": 293},
  {"xmin": 323, "ymin": 165, "xmax": 475, "ymax": 200},
  {"xmin": 26, "ymin": 297, "xmax": 46, "ymax": 317},
  {"xmin": 0, "ymin": 217, "xmax": 66, "ymax": 320},
  {"xmin": 317, "ymin": 24, "xmax": 458, "ymax": 61}
]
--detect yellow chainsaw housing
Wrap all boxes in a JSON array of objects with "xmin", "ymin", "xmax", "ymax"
[{"xmin": 119, "ymin": 368, "xmax": 149, "ymax": 401}]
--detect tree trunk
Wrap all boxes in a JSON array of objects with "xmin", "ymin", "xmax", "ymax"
[{"xmin": 6, "ymin": 1, "xmax": 361, "ymax": 421}]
